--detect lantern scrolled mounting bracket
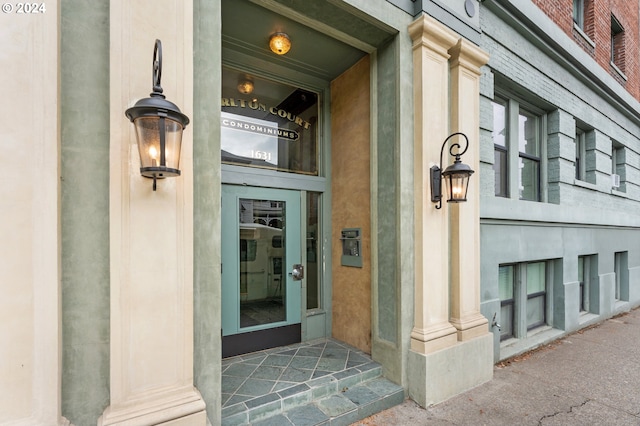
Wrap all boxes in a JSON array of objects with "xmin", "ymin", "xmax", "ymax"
[
  {"xmin": 152, "ymin": 39, "xmax": 163, "ymax": 96},
  {"xmin": 125, "ymin": 39, "xmax": 190, "ymax": 191},
  {"xmin": 430, "ymin": 132, "xmax": 474, "ymax": 209}
]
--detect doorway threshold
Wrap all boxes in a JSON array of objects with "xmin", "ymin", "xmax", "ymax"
[{"xmin": 221, "ymin": 338, "xmax": 404, "ymax": 425}]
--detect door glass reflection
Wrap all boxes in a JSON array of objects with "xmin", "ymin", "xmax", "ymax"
[{"xmin": 239, "ymin": 198, "xmax": 286, "ymax": 328}]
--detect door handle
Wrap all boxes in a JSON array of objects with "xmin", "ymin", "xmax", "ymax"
[{"xmin": 289, "ymin": 264, "xmax": 304, "ymax": 281}]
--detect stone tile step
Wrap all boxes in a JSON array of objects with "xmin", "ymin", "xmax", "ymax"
[
  {"xmin": 222, "ymin": 364, "xmax": 404, "ymax": 425},
  {"xmin": 222, "ymin": 362, "xmax": 383, "ymax": 425},
  {"xmin": 251, "ymin": 377, "xmax": 404, "ymax": 426}
]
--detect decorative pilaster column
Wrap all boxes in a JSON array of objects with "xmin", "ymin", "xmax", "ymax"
[
  {"xmin": 407, "ymin": 15, "xmax": 493, "ymax": 409},
  {"xmin": 408, "ymin": 15, "xmax": 459, "ymax": 354},
  {"xmin": 100, "ymin": 1, "xmax": 206, "ymax": 425},
  {"xmin": 448, "ymin": 39, "xmax": 490, "ymax": 341}
]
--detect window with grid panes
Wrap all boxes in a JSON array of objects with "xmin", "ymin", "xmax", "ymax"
[
  {"xmin": 614, "ymin": 252, "xmax": 628, "ymax": 302},
  {"xmin": 493, "ymin": 98, "xmax": 508, "ymax": 197},
  {"xmin": 611, "ymin": 143, "xmax": 624, "ymax": 191},
  {"xmin": 493, "ymin": 91, "xmax": 545, "ymax": 202},
  {"xmin": 498, "ymin": 261, "xmax": 549, "ymax": 341},
  {"xmin": 499, "ymin": 265, "xmax": 515, "ymax": 340},
  {"xmin": 573, "ymin": 0, "xmax": 584, "ymax": 29},
  {"xmin": 526, "ymin": 262, "xmax": 546, "ymax": 330},
  {"xmin": 518, "ymin": 109, "xmax": 541, "ymax": 201},
  {"xmin": 611, "ymin": 15, "xmax": 624, "ymax": 70},
  {"xmin": 575, "ymin": 128, "xmax": 586, "ymax": 181},
  {"xmin": 578, "ymin": 255, "xmax": 597, "ymax": 313}
]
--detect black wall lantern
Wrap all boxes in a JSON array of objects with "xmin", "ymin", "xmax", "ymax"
[
  {"xmin": 125, "ymin": 39, "xmax": 190, "ymax": 191},
  {"xmin": 430, "ymin": 132, "xmax": 474, "ymax": 209}
]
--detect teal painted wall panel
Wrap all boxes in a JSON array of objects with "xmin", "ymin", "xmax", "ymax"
[
  {"xmin": 60, "ymin": 0, "xmax": 111, "ymax": 424},
  {"xmin": 193, "ymin": 1, "xmax": 222, "ymax": 424},
  {"xmin": 481, "ymin": 222, "xmax": 640, "ymax": 361},
  {"xmin": 376, "ymin": 39, "xmax": 398, "ymax": 345}
]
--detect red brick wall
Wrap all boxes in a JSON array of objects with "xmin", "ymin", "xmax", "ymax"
[{"xmin": 532, "ymin": 0, "xmax": 640, "ymax": 100}]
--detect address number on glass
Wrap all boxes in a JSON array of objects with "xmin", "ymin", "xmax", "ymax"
[{"xmin": 251, "ymin": 150, "xmax": 273, "ymax": 161}]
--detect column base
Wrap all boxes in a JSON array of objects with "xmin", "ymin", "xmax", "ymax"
[
  {"xmin": 450, "ymin": 313, "xmax": 489, "ymax": 341},
  {"xmin": 98, "ymin": 387, "xmax": 206, "ymax": 426},
  {"xmin": 410, "ymin": 321, "xmax": 458, "ymax": 354},
  {"xmin": 408, "ymin": 333, "xmax": 493, "ymax": 407}
]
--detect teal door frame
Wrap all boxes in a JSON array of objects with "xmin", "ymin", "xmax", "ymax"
[
  {"xmin": 221, "ymin": 185, "xmax": 302, "ymax": 339},
  {"xmin": 219, "ymin": 55, "xmax": 334, "ymax": 354}
]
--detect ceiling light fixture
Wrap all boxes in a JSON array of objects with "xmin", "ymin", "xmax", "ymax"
[
  {"xmin": 237, "ymin": 78, "xmax": 254, "ymax": 95},
  {"xmin": 269, "ymin": 32, "xmax": 291, "ymax": 55}
]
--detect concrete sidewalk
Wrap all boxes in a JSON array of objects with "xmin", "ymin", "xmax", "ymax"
[{"xmin": 354, "ymin": 307, "xmax": 640, "ymax": 425}]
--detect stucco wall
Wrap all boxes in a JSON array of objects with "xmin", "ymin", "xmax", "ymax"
[
  {"xmin": 193, "ymin": 0, "xmax": 222, "ymax": 424},
  {"xmin": 60, "ymin": 1, "xmax": 111, "ymax": 424},
  {"xmin": 331, "ymin": 56, "xmax": 372, "ymax": 353},
  {"xmin": 0, "ymin": 2, "xmax": 61, "ymax": 424}
]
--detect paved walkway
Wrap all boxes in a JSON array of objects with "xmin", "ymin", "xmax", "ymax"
[{"xmin": 355, "ymin": 307, "xmax": 640, "ymax": 425}]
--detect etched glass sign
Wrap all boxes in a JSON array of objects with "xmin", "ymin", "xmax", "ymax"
[{"xmin": 221, "ymin": 67, "xmax": 319, "ymax": 175}]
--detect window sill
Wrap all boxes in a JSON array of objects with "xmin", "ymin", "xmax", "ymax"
[
  {"xmin": 578, "ymin": 312, "xmax": 599, "ymax": 326},
  {"xmin": 613, "ymin": 300, "xmax": 630, "ymax": 315},
  {"xmin": 573, "ymin": 23, "xmax": 595, "ymax": 49},
  {"xmin": 611, "ymin": 188, "xmax": 627, "ymax": 198},
  {"xmin": 610, "ymin": 61, "xmax": 628, "ymax": 81},
  {"xmin": 499, "ymin": 326, "xmax": 564, "ymax": 361},
  {"xmin": 573, "ymin": 179, "xmax": 597, "ymax": 191}
]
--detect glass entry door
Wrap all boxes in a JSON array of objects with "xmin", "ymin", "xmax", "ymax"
[{"xmin": 222, "ymin": 185, "xmax": 302, "ymax": 357}]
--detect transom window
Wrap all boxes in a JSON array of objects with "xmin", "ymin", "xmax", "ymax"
[{"xmin": 221, "ymin": 66, "xmax": 319, "ymax": 176}]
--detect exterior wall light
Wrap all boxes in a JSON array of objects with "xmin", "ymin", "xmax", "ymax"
[
  {"xmin": 430, "ymin": 132, "xmax": 474, "ymax": 209},
  {"xmin": 237, "ymin": 77, "xmax": 254, "ymax": 95},
  {"xmin": 269, "ymin": 32, "xmax": 291, "ymax": 55},
  {"xmin": 125, "ymin": 39, "xmax": 190, "ymax": 191}
]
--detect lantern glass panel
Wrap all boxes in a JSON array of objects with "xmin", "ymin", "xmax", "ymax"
[
  {"xmin": 444, "ymin": 173, "xmax": 470, "ymax": 202},
  {"xmin": 134, "ymin": 116, "xmax": 184, "ymax": 171}
]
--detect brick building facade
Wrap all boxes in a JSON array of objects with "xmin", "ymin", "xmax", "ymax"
[
  {"xmin": 532, "ymin": 0, "xmax": 640, "ymax": 99},
  {"xmin": 480, "ymin": 1, "xmax": 640, "ymax": 362}
]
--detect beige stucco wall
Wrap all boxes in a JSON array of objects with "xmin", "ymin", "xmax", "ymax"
[
  {"xmin": 101, "ymin": 1, "xmax": 205, "ymax": 424},
  {"xmin": 331, "ymin": 56, "xmax": 372, "ymax": 353},
  {"xmin": 0, "ymin": 3, "xmax": 61, "ymax": 425}
]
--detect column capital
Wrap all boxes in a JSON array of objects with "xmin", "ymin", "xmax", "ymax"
[
  {"xmin": 409, "ymin": 14, "xmax": 459, "ymax": 57},
  {"xmin": 448, "ymin": 38, "xmax": 489, "ymax": 75}
]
